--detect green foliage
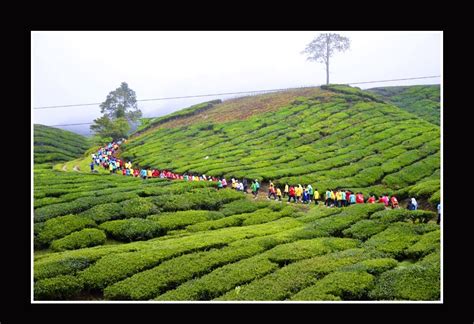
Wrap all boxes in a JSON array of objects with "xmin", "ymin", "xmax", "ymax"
[
  {"xmin": 291, "ymin": 271, "xmax": 375, "ymax": 300},
  {"xmin": 216, "ymin": 248, "xmax": 385, "ymax": 301},
  {"xmin": 363, "ymin": 223, "xmax": 421, "ymax": 258},
  {"xmin": 147, "ymin": 210, "xmax": 224, "ymax": 231},
  {"xmin": 339, "ymin": 258, "xmax": 398, "ymax": 275},
  {"xmin": 34, "ymin": 257, "xmax": 93, "ymax": 281},
  {"xmin": 342, "ymin": 219, "xmax": 389, "ymax": 241},
  {"xmin": 368, "ymin": 252, "xmax": 440, "ymax": 300},
  {"xmin": 219, "ymin": 199, "xmax": 270, "ymax": 216},
  {"xmin": 78, "ymin": 203, "xmax": 123, "ymax": 223},
  {"xmin": 99, "ymin": 218, "xmax": 164, "ymax": 242},
  {"xmin": 34, "ymin": 124, "xmax": 89, "ymax": 164},
  {"xmin": 293, "ymin": 204, "xmax": 385, "ymax": 239},
  {"xmin": 121, "ymin": 198, "xmax": 159, "ymax": 218},
  {"xmin": 90, "ymin": 116, "xmax": 130, "ymax": 142},
  {"xmin": 405, "ymin": 230, "xmax": 440, "ymax": 259},
  {"xmin": 264, "ymin": 237, "xmax": 360, "ymax": 266},
  {"xmin": 91, "ymin": 82, "xmax": 141, "ymax": 140},
  {"xmin": 50, "ymin": 228, "xmax": 106, "ymax": 251},
  {"xmin": 34, "ymin": 275, "xmax": 84, "ymax": 300},
  {"xmin": 367, "ymin": 85, "xmax": 440, "ymax": 125},
  {"xmin": 36, "ymin": 214, "xmax": 96, "ymax": 248}
]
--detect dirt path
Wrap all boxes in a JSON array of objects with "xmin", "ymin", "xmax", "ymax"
[
  {"xmin": 73, "ymin": 165, "xmax": 80, "ymax": 172},
  {"xmin": 62, "ymin": 165, "xmax": 67, "ymax": 171}
]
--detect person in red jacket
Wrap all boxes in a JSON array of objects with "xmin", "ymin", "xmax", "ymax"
[
  {"xmin": 345, "ymin": 191, "xmax": 351, "ymax": 207},
  {"xmin": 390, "ymin": 196, "xmax": 399, "ymax": 209},
  {"xmin": 133, "ymin": 169, "xmax": 139, "ymax": 177},
  {"xmin": 367, "ymin": 195, "xmax": 376, "ymax": 203},
  {"xmin": 288, "ymin": 186, "xmax": 296, "ymax": 203},
  {"xmin": 356, "ymin": 192, "xmax": 364, "ymax": 204}
]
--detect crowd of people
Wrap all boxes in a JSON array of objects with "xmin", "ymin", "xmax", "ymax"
[
  {"xmin": 89, "ymin": 140, "xmax": 220, "ymax": 182},
  {"xmin": 89, "ymin": 140, "xmax": 424, "ymax": 211},
  {"xmin": 260, "ymin": 182, "xmax": 404, "ymax": 209}
]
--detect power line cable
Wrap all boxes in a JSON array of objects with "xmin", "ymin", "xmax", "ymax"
[{"xmin": 34, "ymin": 75, "xmax": 440, "ymax": 110}]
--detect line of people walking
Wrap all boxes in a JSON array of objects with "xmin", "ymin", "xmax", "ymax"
[{"xmin": 90, "ymin": 140, "xmax": 420, "ymax": 210}]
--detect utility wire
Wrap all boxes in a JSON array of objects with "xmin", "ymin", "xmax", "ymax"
[{"xmin": 34, "ymin": 75, "xmax": 440, "ymax": 110}]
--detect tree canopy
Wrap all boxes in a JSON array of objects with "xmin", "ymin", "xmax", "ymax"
[
  {"xmin": 91, "ymin": 82, "xmax": 142, "ymax": 141},
  {"xmin": 302, "ymin": 33, "xmax": 351, "ymax": 85}
]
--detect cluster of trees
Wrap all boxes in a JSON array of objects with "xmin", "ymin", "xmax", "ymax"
[{"xmin": 90, "ymin": 82, "xmax": 142, "ymax": 142}]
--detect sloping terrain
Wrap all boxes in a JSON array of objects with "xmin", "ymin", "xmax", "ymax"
[
  {"xmin": 34, "ymin": 124, "xmax": 90, "ymax": 164},
  {"xmin": 122, "ymin": 85, "xmax": 440, "ymax": 204},
  {"xmin": 367, "ymin": 85, "xmax": 440, "ymax": 125},
  {"xmin": 33, "ymin": 167, "xmax": 439, "ymax": 301}
]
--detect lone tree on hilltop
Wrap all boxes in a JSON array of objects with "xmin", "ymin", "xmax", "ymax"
[
  {"xmin": 91, "ymin": 82, "xmax": 142, "ymax": 141},
  {"xmin": 302, "ymin": 33, "xmax": 351, "ymax": 85}
]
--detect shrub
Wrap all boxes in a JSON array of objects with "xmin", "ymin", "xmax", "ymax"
[
  {"xmin": 368, "ymin": 256, "xmax": 440, "ymax": 300},
  {"xmin": 121, "ymin": 198, "xmax": 159, "ymax": 218},
  {"xmin": 50, "ymin": 229, "xmax": 107, "ymax": 252},
  {"xmin": 36, "ymin": 214, "xmax": 96, "ymax": 247},
  {"xmin": 291, "ymin": 271, "xmax": 375, "ymax": 300},
  {"xmin": 79, "ymin": 203, "xmax": 123, "ymax": 223},
  {"xmin": 339, "ymin": 258, "xmax": 398, "ymax": 275},
  {"xmin": 104, "ymin": 237, "xmax": 269, "ymax": 300},
  {"xmin": 155, "ymin": 255, "xmax": 278, "ymax": 301},
  {"xmin": 216, "ymin": 248, "xmax": 384, "ymax": 301},
  {"xmin": 363, "ymin": 222, "xmax": 420, "ymax": 258},
  {"xmin": 293, "ymin": 204, "xmax": 385, "ymax": 239},
  {"xmin": 99, "ymin": 218, "xmax": 164, "ymax": 242},
  {"xmin": 34, "ymin": 257, "xmax": 94, "ymax": 280},
  {"xmin": 147, "ymin": 210, "xmax": 224, "ymax": 231},
  {"xmin": 342, "ymin": 220, "xmax": 388, "ymax": 241},
  {"xmin": 265, "ymin": 237, "xmax": 360, "ymax": 266},
  {"xmin": 34, "ymin": 275, "xmax": 84, "ymax": 300},
  {"xmin": 405, "ymin": 230, "xmax": 440, "ymax": 259},
  {"xmin": 219, "ymin": 199, "xmax": 269, "ymax": 216}
]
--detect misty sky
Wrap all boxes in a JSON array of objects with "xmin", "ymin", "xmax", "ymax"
[{"xmin": 32, "ymin": 31, "xmax": 442, "ymax": 135}]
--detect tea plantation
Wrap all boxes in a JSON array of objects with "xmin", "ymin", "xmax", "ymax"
[
  {"xmin": 33, "ymin": 84, "xmax": 441, "ymax": 301},
  {"xmin": 34, "ymin": 124, "xmax": 89, "ymax": 164},
  {"xmin": 367, "ymin": 85, "xmax": 440, "ymax": 125},
  {"xmin": 122, "ymin": 85, "xmax": 440, "ymax": 206}
]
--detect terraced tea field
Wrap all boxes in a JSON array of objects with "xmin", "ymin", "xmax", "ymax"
[
  {"xmin": 33, "ymin": 84, "xmax": 441, "ymax": 301},
  {"xmin": 34, "ymin": 124, "xmax": 90, "ymax": 164},
  {"xmin": 123, "ymin": 85, "xmax": 440, "ymax": 206}
]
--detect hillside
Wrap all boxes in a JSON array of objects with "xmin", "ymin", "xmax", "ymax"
[
  {"xmin": 122, "ymin": 85, "xmax": 440, "ymax": 205},
  {"xmin": 33, "ymin": 167, "xmax": 439, "ymax": 301},
  {"xmin": 34, "ymin": 124, "xmax": 90, "ymax": 164},
  {"xmin": 366, "ymin": 85, "xmax": 440, "ymax": 125},
  {"xmin": 33, "ymin": 84, "xmax": 441, "ymax": 301}
]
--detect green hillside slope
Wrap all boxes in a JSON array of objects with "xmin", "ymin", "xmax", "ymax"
[
  {"xmin": 34, "ymin": 168, "xmax": 439, "ymax": 301},
  {"xmin": 122, "ymin": 85, "xmax": 440, "ymax": 203},
  {"xmin": 34, "ymin": 124, "xmax": 89, "ymax": 164},
  {"xmin": 366, "ymin": 85, "xmax": 440, "ymax": 125}
]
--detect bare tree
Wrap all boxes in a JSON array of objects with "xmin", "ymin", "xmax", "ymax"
[{"xmin": 302, "ymin": 33, "xmax": 351, "ymax": 85}]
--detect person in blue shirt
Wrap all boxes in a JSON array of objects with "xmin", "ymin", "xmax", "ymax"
[
  {"xmin": 140, "ymin": 169, "xmax": 147, "ymax": 179},
  {"xmin": 437, "ymin": 203, "xmax": 441, "ymax": 225},
  {"xmin": 302, "ymin": 189, "xmax": 309, "ymax": 204},
  {"xmin": 349, "ymin": 192, "xmax": 356, "ymax": 205},
  {"xmin": 90, "ymin": 161, "xmax": 94, "ymax": 172}
]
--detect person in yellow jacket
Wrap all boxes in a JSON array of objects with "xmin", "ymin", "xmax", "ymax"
[
  {"xmin": 147, "ymin": 169, "xmax": 152, "ymax": 179},
  {"xmin": 284, "ymin": 184, "xmax": 289, "ymax": 198},
  {"xmin": 276, "ymin": 187, "xmax": 282, "ymax": 201},
  {"xmin": 335, "ymin": 190, "xmax": 342, "ymax": 208},
  {"xmin": 296, "ymin": 185, "xmax": 303, "ymax": 202},
  {"xmin": 314, "ymin": 188, "xmax": 320, "ymax": 205},
  {"xmin": 330, "ymin": 190, "xmax": 336, "ymax": 207}
]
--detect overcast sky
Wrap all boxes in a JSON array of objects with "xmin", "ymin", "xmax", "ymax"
[{"xmin": 32, "ymin": 31, "xmax": 442, "ymax": 135}]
